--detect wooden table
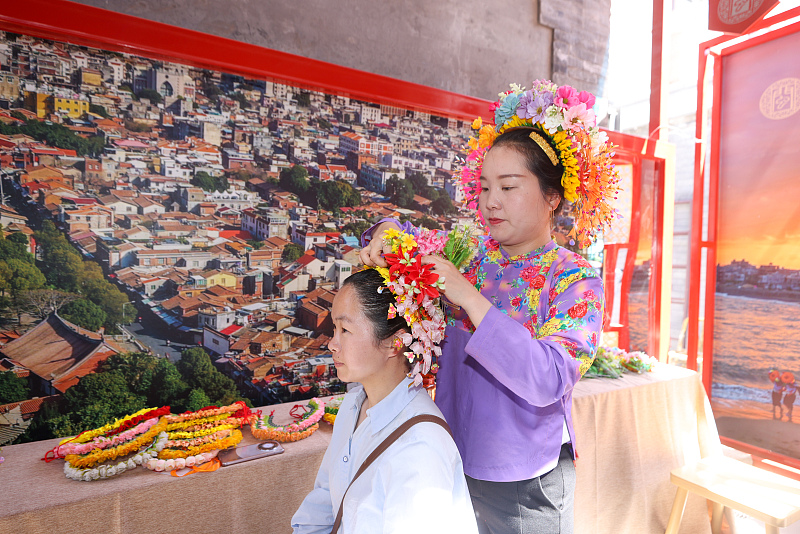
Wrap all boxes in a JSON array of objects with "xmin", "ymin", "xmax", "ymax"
[{"xmin": 1, "ymin": 365, "xmax": 719, "ymax": 534}]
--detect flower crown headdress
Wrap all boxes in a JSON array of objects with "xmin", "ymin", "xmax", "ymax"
[
  {"xmin": 458, "ymin": 80, "xmax": 621, "ymax": 248},
  {"xmin": 367, "ymin": 227, "xmax": 475, "ymax": 386}
]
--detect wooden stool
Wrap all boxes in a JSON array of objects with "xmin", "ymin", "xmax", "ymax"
[{"xmin": 665, "ymin": 455, "xmax": 800, "ymax": 534}]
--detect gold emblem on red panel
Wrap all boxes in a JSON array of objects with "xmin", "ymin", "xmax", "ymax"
[
  {"xmin": 759, "ymin": 78, "xmax": 800, "ymax": 120},
  {"xmin": 717, "ymin": 0, "xmax": 763, "ymax": 24}
]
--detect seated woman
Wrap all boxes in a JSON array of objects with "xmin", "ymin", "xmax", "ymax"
[{"xmin": 291, "ymin": 268, "xmax": 478, "ymax": 533}]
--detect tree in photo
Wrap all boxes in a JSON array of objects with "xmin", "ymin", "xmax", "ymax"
[
  {"xmin": 149, "ymin": 357, "xmax": 188, "ymax": 409},
  {"xmin": 386, "ymin": 174, "xmax": 414, "ymax": 208},
  {"xmin": 62, "ymin": 372, "xmax": 147, "ymax": 433},
  {"xmin": 137, "ymin": 88, "xmax": 163, "ymax": 104},
  {"xmin": 192, "ymin": 171, "xmax": 229, "ymax": 192},
  {"xmin": 281, "ymin": 242, "xmax": 304, "ymax": 263},
  {"xmin": 60, "ymin": 298, "xmax": 107, "ymax": 332},
  {"xmin": 317, "ymin": 180, "xmax": 362, "ymax": 211},
  {"xmin": 0, "ymin": 371, "xmax": 30, "ymax": 404},
  {"xmin": 432, "ymin": 193, "xmax": 457, "ymax": 216},
  {"xmin": 20, "ymin": 289, "xmax": 77, "ymax": 320},
  {"xmin": 176, "ymin": 347, "xmax": 243, "ymax": 406},
  {"xmin": 280, "ymin": 164, "xmax": 310, "ymax": 195}
]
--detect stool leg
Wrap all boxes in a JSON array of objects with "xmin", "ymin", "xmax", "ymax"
[
  {"xmin": 665, "ymin": 487, "xmax": 689, "ymax": 534},
  {"xmin": 710, "ymin": 502, "xmax": 724, "ymax": 534},
  {"xmin": 764, "ymin": 525, "xmax": 779, "ymax": 534}
]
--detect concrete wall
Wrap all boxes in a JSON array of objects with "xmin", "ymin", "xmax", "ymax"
[{"xmin": 70, "ymin": 0, "xmax": 610, "ymax": 100}]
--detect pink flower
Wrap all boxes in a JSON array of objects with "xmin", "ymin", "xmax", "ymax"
[
  {"xmin": 578, "ymin": 90, "xmax": 596, "ymax": 108},
  {"xmin": 555, "ymin": 85, "xmax": 579, "ymax": 109},
  {"xmin": 564, "ymin": 103, "xmax": 596, "ymax": 131}
]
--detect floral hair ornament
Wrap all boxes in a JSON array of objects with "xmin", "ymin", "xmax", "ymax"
[
  {"xmin": 458, "ymin": 80, "xmax": 621, "ymax": 248},
  {"xmin": 370, "ymin": 226, "xmax": 476, "ymax": 387}
]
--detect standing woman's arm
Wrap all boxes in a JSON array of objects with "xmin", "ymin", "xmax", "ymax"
[{"xmin": 464, "ymin": 270, "xmax": 604, "ymax": 407}]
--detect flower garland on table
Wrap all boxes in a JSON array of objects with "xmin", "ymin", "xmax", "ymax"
[
  {"xmin": 144, "ymin": 448, "xmax": 219, "ymax": 473},
  {"xmin": 584, "ymin": 346, "xmax": 659, "ymax": 379},
  {"xmin": 323, "ymin": 396, "xmax": 345, "ymax": 426},
  {"xmin": 370, "ymin": 227, "xmax": 475, "ymax": 386},
  {"xmin": 458, "ymin": 80, "xmax": 621, "ymax": 248},
  {"xmin": 48, "ymin": 406, "xmax": 171, "ymax": 460},
  {"xmin": 250, "ymin": 398, "xmax": 325, "ymax": 442},
  {"xmin": 64, "ymin": 431, "xmax": 168, "ymax": 482},
  {"xmin": 158, "ymin": 429, "xmax": 243, "ymax": 460},
  {"xmin": 64, "ymin": 417, "xmax": 169, "ymax": 469},
  {"xmin": 158, "ymin": 401, "xmax": 251, "ymax": 460}
]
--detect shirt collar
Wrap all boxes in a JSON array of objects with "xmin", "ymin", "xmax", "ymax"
[
  {"xmin": 499, "ymin": 239, "xmax": 557, "ymax": 262},
  {"xmin": 365, "ymin": 376, "xmax": 420, "ymax": 435}
]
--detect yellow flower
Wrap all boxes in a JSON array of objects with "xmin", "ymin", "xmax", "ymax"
[
  {"xmin": 471, "ymin": 117, "xmax": 482, "ymax": 130},
  {"xmin": 400, "ymin": 233, "xmax": 417, "ymax": 251},
  {"xmin": 468, "ymin": 137, "xmax": 479, "ymax": 151}
]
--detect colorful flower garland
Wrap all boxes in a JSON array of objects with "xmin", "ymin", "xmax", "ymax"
[
  {"xmin": 51, "ymin": 406, "xmax": 171, "ymax": 460},
  {"xmin": 144, "ymin": 449, "xmax": 219, "ymax": 472},
  {"xmin": 458, "ymin": 80, "xmax": 621, "ymax": 248},
  {"xmin": 250, "ymin": 398, "xmax": 325, "ymax": 442},
  {"xmin": 372, "ymin": 228, "xmax": 449, "ymax": 386},
  {"xmin": 58, "ymin": 416, "xmax": 162, "ymax": 456},
  {"xmin": 64, "ymin": 431, "xmax": 168, "ymax": 482},
  {"xmin": 157, "ymin": 402, "xmax": 251, "ymax": 460},
  {"xmin": 64, "ymin": 417, "xmax": 169, "ymax": 469},
  {"xmin": 158, "ymin": 429, "xmax": 243, "ymax": 460},
  {"xmin": 323, "ymin": 396, "xmax": 344, "ymax": 426}
]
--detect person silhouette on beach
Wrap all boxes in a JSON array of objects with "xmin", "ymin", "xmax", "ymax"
[
  {"xmin": 782, "ymin": 372, "xmax": 796, "ymax": 423},
  {"xmin": 770, "ymin": 369, "xmax": 785, "ymax": 420}
]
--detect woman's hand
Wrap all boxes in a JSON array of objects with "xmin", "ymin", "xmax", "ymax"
[
  {"xmin": 358, "ymin": 222, "xmax": 399, "ymax": 268},
  {"xmin": 422, "ymin": 255, "xmax": 492, "ymax": 328}
]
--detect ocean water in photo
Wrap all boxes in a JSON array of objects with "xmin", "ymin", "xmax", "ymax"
[{"xmin": 712, "ymin": 293, "xmax": 800, "ymax": 407}]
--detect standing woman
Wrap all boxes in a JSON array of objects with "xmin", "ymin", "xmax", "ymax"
[{"xmin": 360, "ymin": 80, "xmax": 619, "ymax": 533}]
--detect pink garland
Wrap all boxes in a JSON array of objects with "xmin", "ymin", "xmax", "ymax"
[{"xmin": 57, "ymin": 417, "xmax": 160, "ymax": 456}]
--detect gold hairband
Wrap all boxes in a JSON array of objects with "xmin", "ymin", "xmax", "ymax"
[{"xmin": 528, "ymin": 131, "xmax": 558, "ymax": 166}]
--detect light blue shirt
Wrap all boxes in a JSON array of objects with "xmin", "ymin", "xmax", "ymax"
[{"xmin": 291, "ymin": 377, "xmax": 478, "ymax": 533}]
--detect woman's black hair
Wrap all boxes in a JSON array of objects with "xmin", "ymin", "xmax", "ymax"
[
  {"xmin": 342, "ymin": 268, "xmax": 408, "ymax": 345},
  {"xmin": 491, "ymin": 127, "xmax": 565, "ymax": 214}
]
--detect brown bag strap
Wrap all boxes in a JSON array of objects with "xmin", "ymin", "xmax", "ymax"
[{"xmin": 330, "ymin": 414, "xmax": 452, "ymax": 533}]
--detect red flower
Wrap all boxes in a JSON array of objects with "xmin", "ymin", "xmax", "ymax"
[
  {"xmin": 510, "ymin": 296, "xmax": 522, "ymax": 308},
  {"xmin": 523, "ymin": 319, "xmax": 536, "ymax": 335},
  {"xmin": 583, "ymin": 289, "xmax": 597, "ymax": 301},
  {"xmin": 485, "ymin": 239, "xmax": 500, "ymax": 251},
  {"xmin": 520, "ymin": 266, "xmax": 540, "ymax": 281},
  {"xmin": 575, "ymin": 258, "xmax": 592, "ymax": 269},
  {"xmin": 568, "ymin": 302, "xmax": 588, "ymax": 319},
  {"xmin": 531, "ymin": 274, "xmax": 546, "ymax": 289},
  {"xmin": 549, "ymin": 288, "xmax": 558, "ymax": 303},
  {"xmin": 462, "ymin": 317, "xmax": 475, "ymax": 331}
]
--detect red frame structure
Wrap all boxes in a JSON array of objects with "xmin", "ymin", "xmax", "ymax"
[
  {"xmin": 0, "ymin": 2, "xmax": 672, "ymax": 352},
  {"xmin": 602, "ymin": 132, "xmax": 669, "ymax": 359},
  {"xmin": 688, "ymin": 7, "xmax": 800, "ymax": 469},
  {"xmin": 0, "ymin": 0, "xmax": 490, "ymax": 121}
]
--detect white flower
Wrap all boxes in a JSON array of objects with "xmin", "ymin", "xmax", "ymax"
[{"xmin": 544, "ymin": 106, "xmax": 565, "ymax": 134}]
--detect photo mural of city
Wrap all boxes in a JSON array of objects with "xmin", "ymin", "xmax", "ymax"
[{"xmin": 0, "ymin": 28, "xmax": 484, "ymax": 445}]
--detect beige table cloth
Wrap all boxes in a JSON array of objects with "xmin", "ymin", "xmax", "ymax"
[{"xmin": 1, "ymin": 365, "xmax": 718, "ymax": 534}]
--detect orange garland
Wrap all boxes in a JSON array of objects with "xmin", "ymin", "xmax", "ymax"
[
  {"xmin": 251, "ymin": 423, "xmax": 320, "ymax": 442},
  {"xmin": 158, "ymin": 429, "xmax": 243, "ymax": 460},
  {"xmin": 64, "ymin": 417, "xmax": 168, "ymax": 469}
]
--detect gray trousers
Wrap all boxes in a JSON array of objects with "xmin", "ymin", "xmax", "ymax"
[{"xmin": 466, "ymin": 444, "xmax": 576, "ymax": 534}]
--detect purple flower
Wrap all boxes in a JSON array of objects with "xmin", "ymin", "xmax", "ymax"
[
  {"xmin": 516, "ymin": 91, "xmax": 536, "ymax": 119},
  {"xmin": 530, "ymin": 92, "xmax": 554, "ymax": 124}
]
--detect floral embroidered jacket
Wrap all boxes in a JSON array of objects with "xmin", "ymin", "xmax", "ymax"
[{"xmin": 364, "ymin": 221, "xmax": 604, "ymax": 482}]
